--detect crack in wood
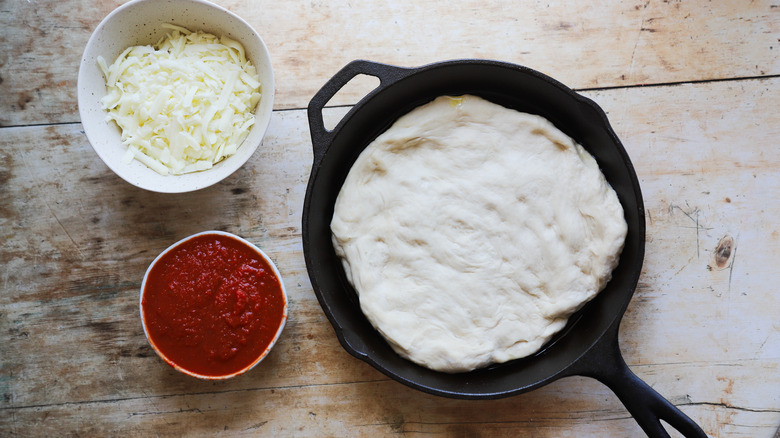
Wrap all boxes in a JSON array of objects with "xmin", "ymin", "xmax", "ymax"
[
  {"xmin": 129, "ymin": 407, "xmax": 203, "ymax": 417},
  {"xmin": 0, "ymin": 378, "xmax": 394, "ymax": 411},
  {"xmin": 684, "ymin": 401, "xmax": 780, "ymax": 414}
]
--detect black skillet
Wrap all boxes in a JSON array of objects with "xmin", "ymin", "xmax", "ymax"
[{"xmin": 302, "ymin": 59, "xmax": 706, "ymax": 438}]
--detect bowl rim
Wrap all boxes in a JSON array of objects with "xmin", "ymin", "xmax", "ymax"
[
  {"xmin": 77, "ymin": 0, "xmax": 275, "ymax": 193},
  {"xmin": 139, "ymin": 230, "xmax": 288, "ymax": 380}
]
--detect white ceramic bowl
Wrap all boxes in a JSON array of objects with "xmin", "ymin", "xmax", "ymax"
[
  {"xmin": 78, "ymin": 0, "xmax": 274, "ymax": 193},
  {"xmin": 140, "ymin": 231, "xmax": 288, "ymax": 379}
]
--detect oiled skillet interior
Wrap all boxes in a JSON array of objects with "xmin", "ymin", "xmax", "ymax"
[{"xmin": 302, "ymin": 60, "xmax": 705, "ymax": 438}]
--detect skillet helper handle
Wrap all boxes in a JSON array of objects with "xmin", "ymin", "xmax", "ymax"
[
  {"xmin": 570, "ymin": 322, "xmax": 706, "ymax": 438},
  {"xmin": 307, "ymin": 60, "xmax": 411, "ymax": 165}
]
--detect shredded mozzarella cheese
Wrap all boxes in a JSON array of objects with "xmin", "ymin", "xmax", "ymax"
[{"xmin": 97, "ymin": 24, "xmax": 262, "ymax": 175}]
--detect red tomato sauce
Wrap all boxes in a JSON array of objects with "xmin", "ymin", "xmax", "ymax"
[{"xmin": 142, "ymin": 233, "xmax": 286, "ymax": 377}]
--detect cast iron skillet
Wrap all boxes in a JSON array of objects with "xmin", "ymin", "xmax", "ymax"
[{"xmin": 302, "ymin": 59, "xmax": 706, "ymax": 438}]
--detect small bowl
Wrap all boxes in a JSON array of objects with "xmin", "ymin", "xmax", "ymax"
[
  {"xmin": 140, "ymin": 231, "xmax": 288, "ymax": 379},
  {"xmin": 78, "ymin": 0, "xmax": 275, "ymax": 193}
]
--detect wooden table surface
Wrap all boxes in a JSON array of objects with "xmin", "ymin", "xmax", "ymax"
[{"xmin": 2, "ymin": 1, "xmax": 779, "ymax": 436}]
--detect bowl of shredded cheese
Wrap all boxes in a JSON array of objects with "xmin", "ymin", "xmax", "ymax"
[{"xmin": 78, "ymin": 0, "xmax": 274, "ymax": 193}]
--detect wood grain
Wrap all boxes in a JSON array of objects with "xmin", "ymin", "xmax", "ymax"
[
  {"xmin": 2, "ymin": 75, "xmax": 779, "ymax": 436},
  {"xmin": 2, "ymin": 0, "xmax": 779, "ymax": 435},
  {"xmin": 1, "ymin": 0, "xmax": 779, "ymax": 126}
]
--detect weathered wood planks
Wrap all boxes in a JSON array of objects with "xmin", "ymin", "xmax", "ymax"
[
  {"xmin": 1, "ymin": 75, "xmax": 778, "ymax": 436},
  {"xmin": 1, "ymin": 0, "xmax": 779, "ymax": 126}
]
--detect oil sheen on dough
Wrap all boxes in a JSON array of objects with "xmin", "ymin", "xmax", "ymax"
[{"xmin": 331, "ymin": 95, "xmax": 627, "ymax": 373}]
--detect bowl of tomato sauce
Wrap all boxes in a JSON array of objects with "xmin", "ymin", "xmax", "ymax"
[{"xmin": 140, "ymin": 231, "xmax": 288, "ymax": 379}]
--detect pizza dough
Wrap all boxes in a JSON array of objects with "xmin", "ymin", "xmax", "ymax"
[{"xmin": 331, "ymin": 95, "xmax": 627, "ymax": 373}]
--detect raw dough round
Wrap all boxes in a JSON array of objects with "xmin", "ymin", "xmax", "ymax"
[{"xmin": 331, "ymin": 95, "xmax": 627, "ymax": 373}]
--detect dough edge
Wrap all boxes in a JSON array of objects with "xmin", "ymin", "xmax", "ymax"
[{"xmin": 331, "ymin": 95, "xmax": 628, "ymax": 373}]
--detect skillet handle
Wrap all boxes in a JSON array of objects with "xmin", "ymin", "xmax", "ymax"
[
  {"xmin": 568, "ymin": 320, "xmax": 707, "ymax": 438},
  {"xmin": 307, "ymin": 60, "xmax": 411, "ymax": 165}
]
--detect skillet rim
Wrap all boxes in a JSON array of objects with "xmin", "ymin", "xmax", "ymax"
[{"xmin": 302, "ymin": 58, "xmax": 646, "ymax": 399}]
